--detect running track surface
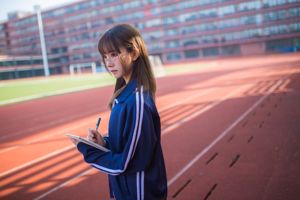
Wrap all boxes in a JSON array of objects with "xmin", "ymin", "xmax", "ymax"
[{"xmin": 1, "ymin": 53, "xmax": 300, "ymax": 200}]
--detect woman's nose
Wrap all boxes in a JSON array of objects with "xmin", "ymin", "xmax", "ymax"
[{"xmin": 106, "ymin": 59, "xmax": 114, "ymax": 67}]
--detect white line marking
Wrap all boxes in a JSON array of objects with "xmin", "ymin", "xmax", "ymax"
[
  {"xmin": 0, "ymin": 145, "xmax": 74, "ymax": 178},
  {"xmin": 0, "ymin": 89, "xmax": 214, "ymax": 178},
  {"xmin": 3, "ymin": 75, "xmax": 280, "ymax": 199},
  {"xmin": 0, "ymin": 111, "xmax": 106, "ymax": 141},
  {"xmin": 0, "ymin": 88, "xmax": 214, "ymax": 154},
  {"xmin": 0, "ymin": 119, "xmax": 96, "ymax": 154},
  {"xmin": 167, "ymin": 78, "xmax": 285, "ymax": 186},
  {"xmin": 162, "ymin": 84, "xmax": 250, "ymax": 135},
  {"xmin": 0, "ymin": 88, "xmax": 214, "ymax": 176},
  {"xmin": 278, "ymin": 78, "xmax": 290, "ymax": 92},
  {"xmin": 33, "ymin": 168, "xmax": 94, "ymax": 200},
  {"xmin": 158, "ymin": 88, "xmax": 215, "ymax": 113},
  {"xmin": 7, "ymin": 65, "xmax": 295, "ymax": 199},
  {"xmin": 30, "ymin": 85, "xmax": 245, "ymax": 199}
]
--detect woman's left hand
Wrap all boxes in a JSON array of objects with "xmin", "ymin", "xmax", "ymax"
[{"xmin": 87, "ymin": 129, "xmax": 105, "ymax": 146}]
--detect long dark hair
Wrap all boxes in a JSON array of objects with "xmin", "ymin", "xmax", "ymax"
[{"xmin": 98, "ymin": 24, "xmax": 156, "ymax": 109}]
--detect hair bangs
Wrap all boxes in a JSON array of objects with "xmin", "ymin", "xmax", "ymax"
[{"xmin": 98, "ymin": 32, "xmax": 121, "ymax": 56}]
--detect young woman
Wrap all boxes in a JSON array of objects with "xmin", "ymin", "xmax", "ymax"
[{"xmin": 71, "ymin": 24, "xmax": 167, "ymax": 200}]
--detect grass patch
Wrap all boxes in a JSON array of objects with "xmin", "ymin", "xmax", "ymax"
[
  {"xmin": 0, "ymin": 73, "xmax": 115, "ymax": 103},
  {"xmin": 0, "ymin": 64, "xmax": 200, "ymax": 105}
]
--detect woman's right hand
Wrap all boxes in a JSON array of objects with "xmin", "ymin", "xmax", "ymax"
[{"xmin": 87, "ymin": 129, "xmax": 106, "ymax": 146}]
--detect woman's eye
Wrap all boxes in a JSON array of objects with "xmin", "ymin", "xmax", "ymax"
[{"xmin": 111, "ymin": 52, "xmax": 118, "ymax": 57}]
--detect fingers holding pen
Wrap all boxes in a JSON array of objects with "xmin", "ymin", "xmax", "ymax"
[
  {"xmin": 87, "ymin": 117, "xmax": 103, "ymax": 144},
  {"xmin": 87, "ymin": 128, "xmax": 106, "ymax": 146},
  {"xmin": 87, "ymin": 129, "xmax": 98, "ymax": 143}
]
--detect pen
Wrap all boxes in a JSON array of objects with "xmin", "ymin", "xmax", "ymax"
[{"xmin": 95, "ymin": 117, "xmax": 101, "ymax": 131}]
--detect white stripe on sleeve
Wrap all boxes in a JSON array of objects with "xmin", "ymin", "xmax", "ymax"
[
  {"xmin": 141, "ymin": 171, "xmax": 145, "ymax": 200},
  {"xmin": 137, "ymin": 171, "xmax": 140, "ymax": 200}
]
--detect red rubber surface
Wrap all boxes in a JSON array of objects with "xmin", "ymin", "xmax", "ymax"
[{"xmin": 1, "ymin": 53, "xmax": 300, "ymax": 200}]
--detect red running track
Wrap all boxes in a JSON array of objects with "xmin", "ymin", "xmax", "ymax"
[{"xmin": 0, "ymin": 53, "xmax": 300, "ymax": 200}]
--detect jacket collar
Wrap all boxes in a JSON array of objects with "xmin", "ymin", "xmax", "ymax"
[{"xmin": 115, "ymin": 79, "xmax": 137, "ymax": 104}]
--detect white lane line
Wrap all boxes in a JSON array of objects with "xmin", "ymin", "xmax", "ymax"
[
  {"xmin": 158, "ymin": 88, "xmax": 215, "ymax": 113},
  {"xmin": 33, "ymin": 168, "xmax": 94, "ymax": 200},
  {"xmin": 31, "ymin": 85, "xmax": 247, "ymax": 199},
  {"xmin": 0, "ymin": 111, "xmax": 105, "ymax": 141},
  {"xmin": 167, "ymin": 78, "xmax": 285, "ymax": 187},
  {"xmin": 0, "ymin": 145, "xmax": 74, "ymax": 178},
  {"xmin": 1, "ymin": 88, "xmax": 214, "ymax": 154},
  {"xmin": 0, "ymin": 88, "xmax": 215, "ymax": 177},
  {"xmin": 278, "ymin": 78, "xmax": 290, "ymax": 92},
  {"xmin": 29, "ymin": 69, "xmax": 295, "ymax": 199},
  {"xmin": 0, "ymin": 118, "xmax": 97, "ymax": 154},
  {"xmin": 162, "ymin": 84, "xmax": 251, "ymax": 135}
]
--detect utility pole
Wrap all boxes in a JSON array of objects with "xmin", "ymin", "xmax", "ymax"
[{"xmin": 34, "ymin": 5, "xmax": 50, "ymax": 77}]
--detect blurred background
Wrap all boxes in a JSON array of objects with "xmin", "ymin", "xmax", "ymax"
[
  {"xmin": 1, "ymin": 1, "xmax": 300, "ymax": 200},
  {"xmin": 0, "ymin": 0, "xmax": 299, "ymax": 81}
]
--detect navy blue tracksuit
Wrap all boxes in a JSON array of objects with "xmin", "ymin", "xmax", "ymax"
[{"xmin": 77, "ymin": 79, "xmax": 167, "ymax": 200}]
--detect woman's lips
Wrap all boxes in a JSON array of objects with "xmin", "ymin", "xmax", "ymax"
[{"xmin": 110, "ymin": 70, "xmax": 118, "ymax": 74}]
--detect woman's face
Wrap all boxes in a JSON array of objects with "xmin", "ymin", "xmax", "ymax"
[{"xmin": 103, "ymin": 47, "xmax": 135, "ymax": 83}]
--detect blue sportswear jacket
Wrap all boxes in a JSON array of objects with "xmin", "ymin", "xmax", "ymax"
[{"xmin": 77, "ymin": 79, "xmax": 168, "ymax": 200}]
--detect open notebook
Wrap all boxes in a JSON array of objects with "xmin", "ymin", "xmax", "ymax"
[{"xmin": 66, "ymin": 133, "xmax": 110, "ymax": 152}]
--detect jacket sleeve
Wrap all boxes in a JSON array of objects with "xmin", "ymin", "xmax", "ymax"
[
  {"xmin": 77, "ymin": 92, "xmax": 156, "ymax": 175},
  {"xmin": 103, "ymin": 136, "xmax": 110, "ymax": 149}
]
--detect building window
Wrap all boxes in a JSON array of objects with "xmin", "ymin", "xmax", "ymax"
[
  {"xmin": 266, "ymin": 39, "xmax": 295, "ymax": 53},
  {"xmin": 200, "ymin": 8, "xmax": 218, "ymax": 19},
  {"xmin": 180, "ymin": 12, "xmax": 198, "ymax": 22},
  {"xmin": 180, "ymin": 25, "xmax": 197, "ymax": 34},
  {"xmin": 203, "ymin": 47, "xmax": 219, "ymax": 57},
  {"xmin": 290, "ymin": 22, "xmax": 300, "ymax": 32},
  {"xmin": 240, "ymin": 15, "xmax": 257, "ymax": 25},
  {"xmin": 166, "ymin": 40, "xmax": 180, "ymax": 48},
  {"xmin": 219, "ymin": 18, "xmax": 240, "ymax": 29},
  {"xmin": 265, "ymin": 25, "xmax": 289, "ymax": 36},
  {"xmin": 145, "ymin": 19, "xmax": 161, "ymax": 27},
  {"xmin": 148, "ymin": 42, "xmax": 163, "ymax": 51},
  {"xmin": 221, "ymin": 45, "xmax": 241, "ymax": 56},
  {"xmin": 165, "ymin": 28, "xmax": 178, "ymax": 36},
  {"xmin": 202, "ymin": 35, "xmax": 218, "ymax": 44},
  {"xmin": 218, "ymin": 5, "xmax": 235, "ymax": 17},
  {"xmin": 105, "ymin": 17, "xmax": 114, "ymax": 24},
  {"xmin": 164, "ymin": 16, "xmax": 178, "ymax": 25},
  {"xmin": 202, "ymin": 22, "xmax": 218, "ymax": 31},
  {"xmin": 263, "ymin": 0, "xmax": 286, "ymax": 7},
  {"xmin": 183, "ymin": 39, "xmax": 199, "ymax": 47},
  {"xmin": 184, "ymin": 50, "xmax": 199, "ymax": 58},
  {"xmin": 238, "ymin": 1, "xmax": 261, "ymax": 11},
  {"xmin": 166, "ymin": 52, "xmax": 181, "ymax": 61},
  {"xmin": 51, "ymin": 46, "xmax": 68, "ymax": 54}
]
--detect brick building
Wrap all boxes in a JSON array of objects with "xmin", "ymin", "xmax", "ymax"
[{"xmin": 0, "ymin": 0, "xmax": 299, "ymax": 80}]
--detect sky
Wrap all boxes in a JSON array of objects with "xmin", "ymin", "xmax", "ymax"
[{"xmin": 0, "ymin": 0, "xmax": 79, "ymax": 22}]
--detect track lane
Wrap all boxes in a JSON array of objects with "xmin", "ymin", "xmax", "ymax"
[
  {"xmin": 167, "ymin": 73, "xmax": 299, "ymax": 200},
  {"xmin": 29, "ymin": 68, "xmax": 278, "ymax": 198},
  {"xmin": 1, "ymin": 53, "xmax": 298, "ymax": 199}
]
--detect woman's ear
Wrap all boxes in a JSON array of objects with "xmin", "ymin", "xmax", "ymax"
[{"xmin": 132, "ymin": 49, "xmax": 140, "ymax": 61}]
